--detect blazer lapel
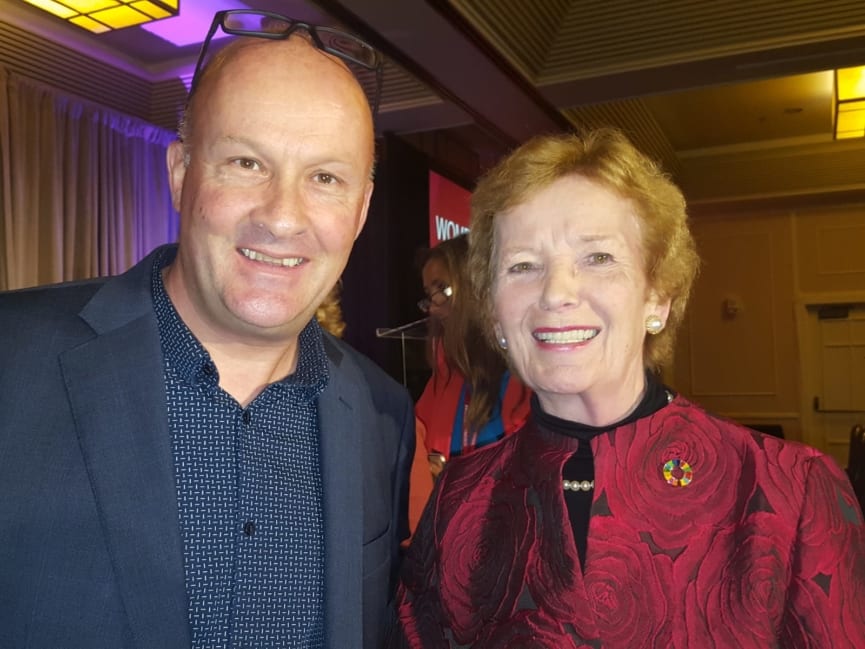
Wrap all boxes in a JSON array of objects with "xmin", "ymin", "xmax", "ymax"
[
  {"xmin": 318, "ymin": 341, "xmax": 364, "ymax": 648},
  {"xmin": 60, "ymin": 250, "xmax": 190, "ymax": 649}
]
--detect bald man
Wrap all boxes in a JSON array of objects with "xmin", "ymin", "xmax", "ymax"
[{"xmin": 0, "ymin": 18, "xmax": 413, "ymax": 649}]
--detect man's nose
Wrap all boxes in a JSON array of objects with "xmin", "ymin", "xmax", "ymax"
[{"xmin": 253, "ymin": 177, "xmax": 309, "ymax": 236}]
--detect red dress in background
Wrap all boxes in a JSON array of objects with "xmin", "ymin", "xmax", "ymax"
[
  {"xmin": 409, "ymin": 348, "xmax": 531, "ymax": 535},
  {"xmin": 392, "ymin": 396, "xmax": 865, "ymax": 648}
]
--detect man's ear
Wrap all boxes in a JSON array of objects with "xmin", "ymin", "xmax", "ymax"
[{"xmin": 166, "ymin": 140, "xmax": 187, "ymax": 213}]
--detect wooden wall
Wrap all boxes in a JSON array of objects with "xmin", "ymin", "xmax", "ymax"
[{"xmin": 673, "ymin": 203, "xmax": 865, "ymax": 467}]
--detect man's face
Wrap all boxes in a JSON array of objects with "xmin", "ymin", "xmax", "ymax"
[{"xmin": 165, "ymin": 37, "xmax": 374, "ymax": 346}]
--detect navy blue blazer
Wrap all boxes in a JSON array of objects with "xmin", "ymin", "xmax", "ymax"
[{"xmin": 0, "ymin": 246, "xmax": 415, "ymax": 649}]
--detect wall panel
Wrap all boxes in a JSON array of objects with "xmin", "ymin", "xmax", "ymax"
[
  {"xmin": 797, "ymin": 206, "xmax": 865, "ymax": 293},
  {"xmin": 673, "ymin": 210, "xmax": 800, "ymax": 439}
]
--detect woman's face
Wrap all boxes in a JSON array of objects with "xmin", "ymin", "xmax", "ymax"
[
  {"xmin": 422, "ymin": 257, "xmax": 454, "ymax": 322},
  {"xmin": 492, "ymin": 174, "xmax": 669, "ymax": 424}
]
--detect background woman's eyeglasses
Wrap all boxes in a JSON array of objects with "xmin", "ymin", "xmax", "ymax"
[
  {"xmin": 417, "ymin": 285, "xmax": 453, "ymax": 313},
  {"xmin": 189, "ymin": 10, "xmax": 383, "ymax": 116}
]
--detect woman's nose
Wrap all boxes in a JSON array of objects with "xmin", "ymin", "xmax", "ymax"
[
  {"xmin": 540, "ymin": 263, "xmax": 579, "ymax": 310},
  {"xmin": 429, "ymin": 300, "xmax": 451, "ymax": 321}
]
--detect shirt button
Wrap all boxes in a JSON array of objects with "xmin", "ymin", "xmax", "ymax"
[
  {"xmin": 242, "ymin": 410, "xmax": 251, "ymax": 425},
  {"xmin": 243, "ymin": 520, "xmax": 256, "ymax": 536}
]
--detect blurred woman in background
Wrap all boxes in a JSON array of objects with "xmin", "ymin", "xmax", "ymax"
[{"xmin": 409, "ymin": 234, "xmax": 530, "ymax": 532}]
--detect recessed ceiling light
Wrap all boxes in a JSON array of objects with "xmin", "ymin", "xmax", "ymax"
[{"xmin": 22, "ymin": 0, "xmax": 180, "ymax": 34}]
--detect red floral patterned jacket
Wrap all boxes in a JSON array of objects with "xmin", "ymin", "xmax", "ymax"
[{"xmin": 390, "ymin": 396, "xmax": 865, "ymax": 648}]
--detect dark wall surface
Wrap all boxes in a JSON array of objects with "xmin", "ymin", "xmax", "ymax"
[{"xmin": 341, "ymin": 133, "xmax": 432, "ymax": 400}]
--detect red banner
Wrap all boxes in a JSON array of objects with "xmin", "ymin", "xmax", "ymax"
[{"xmin": 428, "ymin": 171, "xmax": 471, "ymax": 246}]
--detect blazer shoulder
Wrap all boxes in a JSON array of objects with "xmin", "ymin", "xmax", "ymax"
[
  {"xmin": 0, "ymin": 246, "xmax": 170, "ymax": 343},
  {"xmin": 0, "ymin": 277, "xmax": 104, "ymax": 312},
  {"xmin": 0, "ymin": 279, "xmax": 106, "ymax": 345},
  {"xmin": 324, "ymin": 334, "xmax": 411, "ymax": 406}
]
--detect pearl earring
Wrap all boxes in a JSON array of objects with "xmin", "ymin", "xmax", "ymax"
[
  {"xmin": 645, "ymin": 315, "xmax": 664, "ymax": 335},
  {"xmin": 498, "ymin": 336, "xmax": 508, "ymax": 350}
]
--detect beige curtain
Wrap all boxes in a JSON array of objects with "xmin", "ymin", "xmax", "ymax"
[{"xmin": 0, "ymin": 67, "xmax": 178, "ymax": 291}]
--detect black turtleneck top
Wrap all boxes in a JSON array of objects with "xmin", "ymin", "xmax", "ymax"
[{"xmin": 531, "ymin": 372, "xmax": 673, "ymax": 570}]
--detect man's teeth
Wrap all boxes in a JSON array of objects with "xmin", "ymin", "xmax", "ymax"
[
  {"xmin": 534, "ymin": 329, "xmax": 599, "ymax": 343},
  {"xmin": 241, "ymin": 248, "xmax": 304, "ymax": 267}
]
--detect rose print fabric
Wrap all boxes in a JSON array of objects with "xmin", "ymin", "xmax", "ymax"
[{"xmin": 390, "ymin": 396, "xmax": 865, "ymax": 648}]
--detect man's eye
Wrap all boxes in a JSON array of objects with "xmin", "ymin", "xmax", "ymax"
[
  {"xmin": 231, "ymin": 158, "xmax": 260, "ymax": 171},
  {"xmin": 314, "ymin": 172, "xmax": 338, "ymax": 185}
]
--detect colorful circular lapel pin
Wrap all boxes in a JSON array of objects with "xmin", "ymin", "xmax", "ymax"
[{"xmin": 663, "ymin": 458, "xmax": 693, "ymax": 487}]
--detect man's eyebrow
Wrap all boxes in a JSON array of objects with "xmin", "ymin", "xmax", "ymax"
[{"xmin": 212, "ymin": 134, "xmax": 254, "ymax": 147}]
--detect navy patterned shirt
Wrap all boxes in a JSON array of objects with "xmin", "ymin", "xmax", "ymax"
[{"xmin": 151, "ymin": 249, "xmax": 328, "ymax": 648}]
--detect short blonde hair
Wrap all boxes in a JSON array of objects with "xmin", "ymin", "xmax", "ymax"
[{"xmin": 469, "ymin": 128, "xmax": 699, "ymax": 369}]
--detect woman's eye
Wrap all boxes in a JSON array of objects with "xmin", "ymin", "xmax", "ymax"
[
  {"xmin": 588, "ymin": 252, "xmax": 613, "ymax": 265},
  {"xmin": 508, "ymin": 261, "xmax": 536, "ymax": 273}
]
